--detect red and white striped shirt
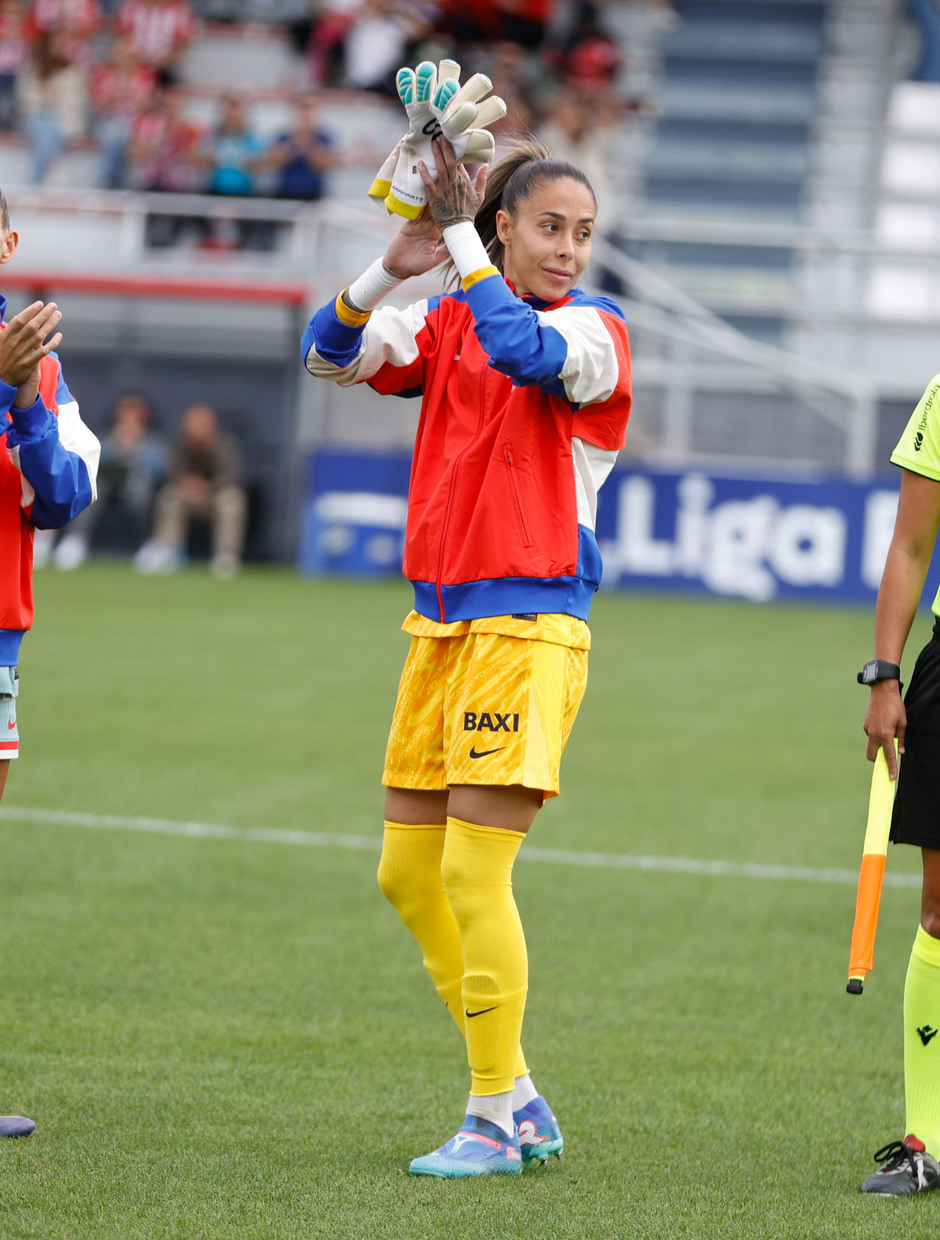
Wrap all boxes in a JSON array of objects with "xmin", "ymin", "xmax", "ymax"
[{"xmin": 115, "ymin": 0, "xmax": 194, "ymax": 66}]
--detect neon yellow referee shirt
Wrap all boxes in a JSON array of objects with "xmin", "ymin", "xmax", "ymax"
[{"xmin": 892, "ymin": 373, "xmax": 940, "ymax": 616}]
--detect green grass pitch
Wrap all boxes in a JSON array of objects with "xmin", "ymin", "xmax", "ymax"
[{"xmin": 0, "ymin": 562, "xmax": 932, "ymax": 1238}]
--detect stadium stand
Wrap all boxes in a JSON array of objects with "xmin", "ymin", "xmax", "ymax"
[
  {"xmin": 620, "ymin": 0, "xmax": 827, "ymax": 344},
  {"xmin": 638, "ymin": 0, "xmax": 826, "ymax": 220}
]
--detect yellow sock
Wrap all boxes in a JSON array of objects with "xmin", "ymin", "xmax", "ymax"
[
  {"xmin": 377, "ymin": 822, "xmax": 466, "ymax": 1031},
  {"xmin": 442, "ymin": 816, "xmax": 528, "ymax": 1097},
  {"xmin": 904, "ymin": 926, "xmax": 940, "ymax": 1159},
  {"xmin": 376, "ymin": 820, "xmax": 530, "ymax": 1080}
]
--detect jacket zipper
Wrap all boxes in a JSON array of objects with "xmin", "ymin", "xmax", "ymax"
[
  {"xmin": 435, "ymin": 365, "xmax": 489, "ymax": 621},
  {"xmin": 505, "ymin": 450, "xmax": 534, "ymax": 547}
]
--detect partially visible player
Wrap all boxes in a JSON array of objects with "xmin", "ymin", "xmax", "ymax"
[
  {"xmin": 301, "ymin": 134, "xmax": 631, "ymax": 1176},
  {"xmin": 0, "ymin": 185, "xmax": 100, "ymax": 1137},
  {"xmin": 860, "ymin": 372, "xmax": 940, "ymax": 1195}
]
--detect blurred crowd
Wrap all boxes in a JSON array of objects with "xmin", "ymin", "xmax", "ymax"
[{"xmin": 0, "ymin": 0, "xmax": 677, "ymax": 205}]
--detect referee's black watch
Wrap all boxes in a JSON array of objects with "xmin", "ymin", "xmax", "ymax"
[{"xmin": 857, "ymin": 660, "xmax": 902, "ymax": 686}]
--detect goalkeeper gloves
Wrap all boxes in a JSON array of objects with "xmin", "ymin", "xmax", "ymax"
[{"xmin": 368, "ymin": 59, "xmax": 507, "ymax": 220}]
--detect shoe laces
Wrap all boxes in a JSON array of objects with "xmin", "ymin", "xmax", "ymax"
[{"xmin": 872, "ymin": 1139, "xmax": 921, "ymax": 1171}]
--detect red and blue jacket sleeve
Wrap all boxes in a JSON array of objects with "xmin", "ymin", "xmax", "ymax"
[
  {"xmin": 301, "ymin": 293, "xmax": 432, "ymax": 396},
  {"xmin": 0, "ymin": 358, "xmax": 100, "ymax": 528}
]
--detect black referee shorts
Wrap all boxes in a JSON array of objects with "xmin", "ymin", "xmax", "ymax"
[{"xmin": 892, "ymin": 617, "xmax": 940, "ymax": 848}]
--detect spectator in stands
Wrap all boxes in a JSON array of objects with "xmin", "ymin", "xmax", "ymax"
[
  {"xmin": 20, "ymin": 0, "xmax": 101, "ymax": 183},
  {"xmin": 114, "ymin": 0, "xmax": 194, "ymax": 84},
  {"xmin": 126, "ymin": 78, "xmax": 202, "ymax": 191},
  {"xmin": 200, "ymin": 92, "xmax": 264, "ymax": 197},
  {"xmin": 307, "ymin": 0, "xmax": 359, "ymax": 89},
  {"xmin": 258, "ymin": 92, "xmax": 336, "ymax": 200},
  {"xmin": 195, "ymin": 92, "xmax": 271, "ymax": 249},
  {"xmin": 35, "ymin": 389, "xmax": 167, "ymax": 568},
  {"xmin": 0, "ymin": 0, "xmax": 27, "ymax": 130},
  {"xmin": 341, "ymin": 0, "xmax": 431, "ymax": 96},
  {"xmin": 538, "ymin": 82, "xmax": 619, "ymax": 230},
  {"xmin": 136, "ymin": 401, "xmax": 246, "ymax": 578},
  {"xmin": 438, "ymin": 0, "xmax": 553, "ymax": 55},
  {"xmin": 90, "ymin": 34, "xmax": 158, "ymax": 187},
  {"xmin": 548, "ymin": 0, "xmax": 620, "ymax": 95},
  {"xmin": 477, "ymin": 40, "xmax": 538, "ymax": 156},
  {"xmin": 126, "ymin": 80, "xmax": 204, "ymax": 246}
]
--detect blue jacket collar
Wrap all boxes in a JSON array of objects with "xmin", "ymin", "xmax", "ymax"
[{"xmin": 0, "ymin": 293, "xmax": 6, "ymax": 325}]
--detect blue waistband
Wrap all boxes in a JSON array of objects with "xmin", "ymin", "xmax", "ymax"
[{"xmin": 411, "ymin": 574, "xmax": 597, "ymax": 625}]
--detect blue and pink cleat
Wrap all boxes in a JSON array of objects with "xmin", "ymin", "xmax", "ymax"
[
  {"xmin": 513, "ymin": 1095, "xmax": 564, "ymax": 1166},
  {"xmin": 408, "ymin": 1099, "xmax": 564, "ymax": 1177},
  {"xmin": 409, "ymin": 1114, "xmax": 523, "ymax": 1178}
]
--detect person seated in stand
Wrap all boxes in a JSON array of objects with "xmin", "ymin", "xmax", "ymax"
[
  {"xmin": 89, "ymin": 34, "xmax": 158, "ymax": 188},
  {"xmin": 114, "ymin": 0, "xmax": 195, "ymax": 84},
  {"xmin": 0, "ymin": 0, "xmax": 27, "ymax": 130},
  {"xmin": 200, "ymin": 92, "xmax": 264, "ymax": 198},
  {"xmin": 20, "ymin": 0, "xmax": 101, "ymax": 183},
  {"xmin": 126, "ymin": 80, "xmax": 205, "ymax": 246},
  {"xmin": 135, "ymin": 401, "xmax": 246, "ymax": 578},
  {"xmin": 340, "ymin": 0, "xmax": 429, "ymax": 96},
  {"xmin": 259, "ymin": 93, "xmax": 337, "ymax": 201},
  {"xmin": 196, "ymin": 93, "xmax": 268, "ymax": 249},
  {"xmin": 35, "ymin": 390, "xmax": 167, "ymax": 569}
]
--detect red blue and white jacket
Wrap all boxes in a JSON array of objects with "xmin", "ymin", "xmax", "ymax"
[
  {"xmin": 302, "ymin": 268, "xmax": 631, "ymax": 624},
  {"xmin": 0, "ymin": 293, "xmax": 100, "ymax": 665}
]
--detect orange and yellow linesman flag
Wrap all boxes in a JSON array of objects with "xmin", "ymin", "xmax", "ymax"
[{"xmin": 847, "ymin": 742, "xmax": 899, "ymax": 995}]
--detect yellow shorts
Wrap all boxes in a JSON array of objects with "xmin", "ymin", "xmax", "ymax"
[{"xmin": 382, "ymin": 612, "xmax": 590, "ymax": 798}]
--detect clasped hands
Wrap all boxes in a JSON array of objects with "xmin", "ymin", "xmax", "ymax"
[{"xmin": 0, "ymin": 301, "xmax": 62, "ymax": 410}]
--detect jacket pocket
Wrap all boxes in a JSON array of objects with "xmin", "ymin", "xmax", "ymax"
[{"xmin": 505, "ymin": 450, "xmax": 535, "ymax": 548}]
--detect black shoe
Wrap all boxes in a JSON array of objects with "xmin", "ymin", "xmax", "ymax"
[
  {"xmin": 860, "ymin": 1135, "xmax": 940, "ymax": 1195},
  {"xmin": 0, "ymin": 1116, "xmax": 34, "ymax": 1138}
]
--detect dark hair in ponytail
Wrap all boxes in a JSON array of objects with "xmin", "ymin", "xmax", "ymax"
[{"xmin": 440, "ymin": 135, "xmax": 597, "ymax": 285}]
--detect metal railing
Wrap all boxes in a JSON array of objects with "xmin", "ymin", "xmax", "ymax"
[{"xmin": 4, "ymin": 187, "xmax": 928, "ymax": 476}]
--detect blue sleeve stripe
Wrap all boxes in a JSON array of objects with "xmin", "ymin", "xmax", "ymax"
[
  {"xmin": 477, "ymin": 304, "xmax": 569, "ymax": 391},
  {"xmin": 462, "ymin": 275, "xmax": 570, "ymax": 391},
  {"xmin": 301, "ymin": 301, "xmax": 365, "ymax": 367}
]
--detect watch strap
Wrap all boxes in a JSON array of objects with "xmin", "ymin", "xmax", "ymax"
[{"xmin": 857, "ymin": 660, "xmax": 902, "ymax": 685}]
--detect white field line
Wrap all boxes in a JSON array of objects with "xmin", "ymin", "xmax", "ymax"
[{"xmin": 0, "ymin": 806, "xmax": 921, "ymax": 889}]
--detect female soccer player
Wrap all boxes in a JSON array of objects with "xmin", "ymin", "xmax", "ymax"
[
  {"xmin": 301, "ymin": 134, "xmax": 631, "ymax": 1177},
  {"xmin": 861, "ymin": 373, "xmax": 940, "ymax": 1195}
]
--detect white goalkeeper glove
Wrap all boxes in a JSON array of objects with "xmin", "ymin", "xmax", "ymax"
[
  {"xmin": 367, "ymin": 139, "xmax": 401, "ymax": 208},
  {"xmin": 369, "ymin": 59, "xmax": 507, "ymax": 220}
]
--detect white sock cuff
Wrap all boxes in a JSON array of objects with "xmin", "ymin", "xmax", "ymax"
[
  {"xmin": 466, "ymin": 1090, "xmax": 514, "ymax": 1139},
  {"xmin": 511, "ymin": 1074, "xmax": 539, "ymax": 1109}
]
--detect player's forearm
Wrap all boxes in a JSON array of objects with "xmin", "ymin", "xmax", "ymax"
[
  {"xmin": 873, "ymin": 544, "xmax": 930, "ymax": 664},
  {"xmin": 301, "ymin": 259, "xmax": 405, "ymax": 372}
]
